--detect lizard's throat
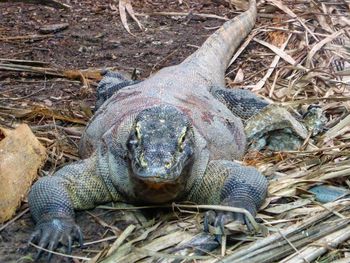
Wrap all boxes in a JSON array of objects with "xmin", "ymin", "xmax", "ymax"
[{"xmin": 131, "ymin": 166, "xmax": 191, "ymax": 204}]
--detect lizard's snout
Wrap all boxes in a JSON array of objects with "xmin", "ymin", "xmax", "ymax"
[{"xmin": 133, "ymin": 165, "xmax": 180, "ymax": 182}]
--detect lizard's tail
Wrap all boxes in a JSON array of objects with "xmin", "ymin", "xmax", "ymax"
[{"xmin": 182, "ymin": 0, "xmax": 257, "ymax": 85}]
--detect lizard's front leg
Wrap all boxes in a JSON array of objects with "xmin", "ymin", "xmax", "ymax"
[
  {"xmin": 187, "ymin": 160, "xmax": 267, "ymax": 235},
  {"xmin": 28, "ymin": 149, "xmax": 123, "ymax": 260},
  {"xmin": 95, "ymin": 70, "xmax": 140, "ymax": 110},
  {"xmin": 210, "ymin": 87, "xmax": 269, "ymax": 121}
]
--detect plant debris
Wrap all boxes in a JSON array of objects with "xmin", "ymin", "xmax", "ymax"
[{"xmin": 39, "ymin": 22, "xmax": 69, "ymax": 34}]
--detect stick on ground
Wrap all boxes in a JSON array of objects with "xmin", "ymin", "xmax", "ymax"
[{"xmin": 0, "ymin": 0, "xmax": 71, "ymax": 10}]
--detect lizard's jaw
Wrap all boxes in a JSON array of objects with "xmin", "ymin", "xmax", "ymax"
[
  {"xmin": 132, "ymin": 177, "xmax": 185, "ymax": 203},
  {"xmin": 133, "ymin": 171, "xmax": 186, "ymax": 204},
  {"xmin": 131, "ymin": 166, "xmax": 181, "ymax": 182},
  {"xmin": 130, "ymin": 163, "xmax": 192, "ymax": 203},
  {"xmin": 130, "ymin": 151, "xmax": 190, "ymax": 182}
]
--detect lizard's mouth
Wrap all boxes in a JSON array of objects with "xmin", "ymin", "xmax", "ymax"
[
  {"xmin": 130, "ymin": 165, "xmax": 191, "ymax": 203},
  {"xmin": 130, "ymin": 149, "xmax": 195, "ymax": 184},
  {"xmin": 130, "ymin": 164, "xmax": 183, "ymax": 183}
]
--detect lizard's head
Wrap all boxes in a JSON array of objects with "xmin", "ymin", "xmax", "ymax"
[{"xmin": 127, "ymin": 105, "xmax": 195, "ymax": 185}]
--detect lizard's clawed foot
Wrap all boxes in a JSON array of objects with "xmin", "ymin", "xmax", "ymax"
[
  {"xmin": 95, "ymin": 70, "xmax": 140, "ymax": 110},
  {"xmin": 204, "ymin": 210, "xmax": 254, "ymax": 240},
  {"xmin": 28, "ymin": 217, "xmax": 83, "ymax": 261}
]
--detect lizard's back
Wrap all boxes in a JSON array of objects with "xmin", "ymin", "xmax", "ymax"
[
  {"xmin": 80, "ymin": 0, "xmax": 257, "ymax": 160},
  {"xmin": 81, "ymin": 63, "xmax": 246, "ymax": 161}
]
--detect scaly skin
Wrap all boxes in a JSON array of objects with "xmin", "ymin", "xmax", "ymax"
[{"xmin": 28, "ymin": 0, "xmax": 270, "ymax": 259}]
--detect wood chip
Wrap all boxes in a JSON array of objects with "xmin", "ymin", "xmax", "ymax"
[{"xmin": 39, "ymin": 23, "xmax": 69, "ymax": 34}]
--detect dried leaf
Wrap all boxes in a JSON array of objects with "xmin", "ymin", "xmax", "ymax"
[
  {"xmin": 306, "ymin": 30, "xmax": 344, "ymax": 68},
  {"xmin": 233, "ymin": 68, "xmax": 244, "ymax": 83},
  {"xmin": 118, "ymin": 0, "xmax": 144, "ymax": 36}
]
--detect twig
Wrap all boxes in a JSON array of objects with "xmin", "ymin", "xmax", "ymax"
[
  {"xmin": 137, "ymin": 11, "xmax": 229, "ymax": 21},
  {"xmin": 266, "ymin": 0, "xmax": 319, "ymax": 41},
  {"xmin": 0, "ymin": 58, "xmax": 50, "ymax": 66},
  {"xmin": 253, "ymin": 37, "xmax": 307, "ymax": 71},
  {"xmin": 0, "ymin": 0, "xmax": 71, "ymax": 9},
  {"xmin": 0, "ymin": 208, "xmax": 29, "ymax": 232},
  {"xmin": 118, "ymin": 0, "xmax": 143, "ymax": 36},
  {"xmin": 227, "ymin": 30, "xmax": 258, "ymax": 68},
  {"xmin": 0, "ymin": 34, "xmax": 54, "ymax": 42},
  {"xmin": 0, "ymin": 63, "xmax": 63, "ymax": 77},
  {"xmin": 0, "ymin": 63, "xmax": 102, "ymax": 82},
  {"xmin": 323, "ymin": 113, "xmax": 350, "ymax": 142},
  {"xmin": 306, "ymin": 30, "xmax": 344, "ymax": 68},
  {"xmin": 280, "ymin": 224, "xmax": 350, "ymax": 263},
  {"xmin": 252, "ymin": 34, "xmax": 292, "ymax": 91},
  {"xmin": 106, "ymin": 225, "xmax": 136, "ymax": 257},
  {"xmin": 29, "ymin": 242, "xmax": 91, "ymax": 261}
]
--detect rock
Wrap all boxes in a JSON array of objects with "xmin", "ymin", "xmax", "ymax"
[
  {"xmin": 245, "ymin": 105, "xmax": 308, "ymax": 151},
  {"xmin": 39, "ymin": 23, "xmax": 69, "ymax": 34},
  {"xmin": 0, "ymin": 124, "xmax": 46, "ymax": 223},
  {"xmin": 309, "ymin": 185, "xmax": 349, "ymax": 203}
]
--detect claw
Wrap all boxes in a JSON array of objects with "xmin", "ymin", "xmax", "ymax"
[
  {"xmin": 37, "ymin": 230, "xmax": 51, "ymax": 257},
  {"xmin": 204, "ymin": 210, "xmax": 216, "ymax": 232},
  {"xmin": 215, "ymin": 234, "xmax": 223, "ymax": 244},
  {"xmin": 47, "ymin": 233, "xmax": 60, "ymax": 262},
  {"xmin": 35, "ymin": 246, "xmax": 44, "ymax": 262},
  {"xmin": 243, "ymin": 215, "xmax": 254, "ymax": 232},
  {"xmin": 204, "ymin": 209, "xmax": 254, "ymax": 237},
  {"xmin": 170, "ymin": 232, "xmax": 219, "ymax": 255},
  {"xmin": 28, "ymin": 216, "xmax": 83, "ymax": 260},
  {"xmin": 47, "ymin": 251, "xmax": 53, "ymax": 262},
  {"xmin": 66, "ymin": 235, "xmax": 73, "ymax": 255},
  {"xmin": 74, "ymin": 225, "xmax": 84, "ymax": 248},
  {"xmin": 39, "ymin": 230, "xmax": 51, "ymax": 243},
  {"xmin": 215, "ymin": 212, "xmax": 234, "ymax": 235},
  {"xmin": 28, "ymin": 229, "xmax": 41, "ymax": 246},
  {"xmin": 233, "ymin": 212, "xmax": 245, "ymax": 224}
]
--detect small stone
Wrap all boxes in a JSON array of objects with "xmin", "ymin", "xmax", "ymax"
[
  {"xmin": 165, "ymin": 39, "xmax": 174, "ymax": 45},
  {"xmin": 43, "ymin": 99, "xmax": 53, "ymax": 107},
  {"xmin": 152, "ymin": 40, "xmax": 162, "ymax": 45},
  {"xmin": 39, "ymin": 23, "xmax": 69, "ymax": 34},
  {"xmin": 309, "ymin": 185, "xmax": 349, "ymax": 203},
  {"xmin": 79, "ymin": 46, "xmax": 88, "ymax": 53}
]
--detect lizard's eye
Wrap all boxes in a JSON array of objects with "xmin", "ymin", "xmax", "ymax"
[
  {"xmin": 178, "ymin": 127, "xmax": 187, "ymax": 151},
  {"xmin": 180, "ymin": 133, "xmax": 186, "ymax": 143},
  {"xmin": 179, "ymin": 134, "xmax": 186, "ymax": 145},
  {"xmin": 164, "ymin": 160, "xmax": 172, "ymax": 169},
  {"xmin": 135, "ymin": 123, "xmax": 142, "ymax": 140}
]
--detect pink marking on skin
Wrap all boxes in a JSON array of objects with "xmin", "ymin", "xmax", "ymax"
[{"xmin": 201, "ymin": 111, "xmax": 215, "ymax": 124}]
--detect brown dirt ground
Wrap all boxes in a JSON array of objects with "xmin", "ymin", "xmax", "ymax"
[{"xmin": 0, "ymin": 1, "xmax": 256, "ymax": 262}]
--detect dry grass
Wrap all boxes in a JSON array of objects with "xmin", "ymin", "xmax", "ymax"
[{"xmin": 1, "ymin": 0, "xmax": 350, "ymax": 262}]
